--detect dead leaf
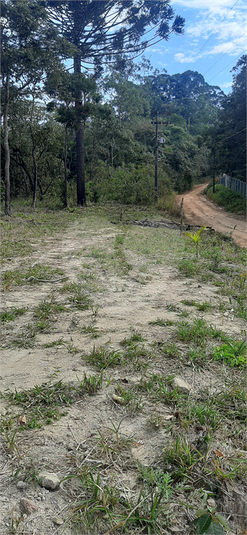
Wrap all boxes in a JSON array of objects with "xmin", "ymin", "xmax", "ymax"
[
  {"xmin": 215, "ymin": 450, "xmax": 224, "ymax": 457},
  {"xmin": 18, "ymin": 415, "xmax": 27, "ymax": 425},
  {"xmin": 112, "ymin": 394, "xmax": 125, "ymax": 405}
]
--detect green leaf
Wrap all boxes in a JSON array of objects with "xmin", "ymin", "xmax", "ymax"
[
  {"xmin": 205, "ymin": 522, "xmax": 225, "ymax": 534},
  {"xmin": 197, "ymin": 514, "xmax": 212, "ymax": 534},
  {"xmin": 214, "ymin": 513, "xmax": 231, "ymax": 531},
  {"xmin": 196, "ymin": 509, "xmax": 208, "ymax": 518}
]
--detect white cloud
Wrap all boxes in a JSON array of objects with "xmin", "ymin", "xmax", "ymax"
[
  {"xmin": 221, "ymin": 81, "xmax": 233, "ymax": 88},
  {"xmin": 174, "ymin": 53, "xmax": 197, "ymax": 63},
  {"xmin": 174, "ymin": 0, "xmax": 243, "ymax": 10}
]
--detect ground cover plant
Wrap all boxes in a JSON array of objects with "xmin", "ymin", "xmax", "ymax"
[{"xmin": 0, "ymin": 203, "xmax": 246, "ymax": 535}]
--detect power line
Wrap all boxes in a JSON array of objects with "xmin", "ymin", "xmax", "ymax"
[
  {"xmin": 208, "ymin": 52, "xmax": 246, "ymax": 82},
  {"xmin": 186, "ymin": 0, "xmax": 240, "ymax": 71},
  {"xmin": 202, "ymin": 31, "xmax": 246, "ymax": 76},
  {"xmin": 220, "ymin": 127, "xmax": 246, "ymax": 142}
]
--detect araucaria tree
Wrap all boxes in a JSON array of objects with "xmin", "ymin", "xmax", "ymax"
[{"xmin": 45, "ymin": 0, "xmax": 185, "ymax": 206}]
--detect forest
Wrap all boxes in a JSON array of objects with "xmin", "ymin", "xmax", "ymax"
[{"xmin": 1, "ymin": 0, "xmax": 246, "ymax": 215}]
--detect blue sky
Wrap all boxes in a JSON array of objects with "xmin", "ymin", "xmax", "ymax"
[{"xmin": 143, "ymin": 0, "xmax": 247, "ymax": 94}]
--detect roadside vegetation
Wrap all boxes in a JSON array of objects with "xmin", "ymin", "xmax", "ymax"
[{"xmin": 206, "ymin": 183, "xmax": 246, "ymax": 214}]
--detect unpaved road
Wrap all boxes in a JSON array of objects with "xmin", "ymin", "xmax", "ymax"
[{"xmin": 176, "ymin": 183, "xmax": 246, "ymax": 248}]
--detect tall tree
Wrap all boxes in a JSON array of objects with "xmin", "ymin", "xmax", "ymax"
[
  {"xmin": 45, "ymin": 0, "xmax": 185, "ymax": 205},
  {"xmin": 216, "ymin": 55, "xmax": 246, "ymax": 180},
  {"xmin": 1, "ymin": 0, "xmax": 67, "ymax": 213}
]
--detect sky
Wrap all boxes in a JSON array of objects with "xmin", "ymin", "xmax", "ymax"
[{"xmin": 142, "ymin": 0, "xmax": 247, "ymax": 94}]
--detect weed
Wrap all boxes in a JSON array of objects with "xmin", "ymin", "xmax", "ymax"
[
  {"xmin": 212, "ymin": 340, "xmax": 246, "ymax": 368},
  {"xmin": 34, "ymin": 297, "xmax": 66, "ymax": 331},
  {"xmin": 160, "ymin": 343, "xmax": 179, "ymax": 359},
  {"xmin": 0, "ymin": 307, "xmax": 27, "ymax": 322},
  {"xmin": 192, "ymin": 509, "xmax": 231, "ymax": 534},
  {"xmin": 79, "ymin": 372, "xmax": 103, "ymax": 395},
  {"xmin": 185, "ymin": 400, "xmax": 219, "ymax": 429},
  {"xmin": 181, "ymin": 299, "xmax": 197, "ymax": 307},
  {"xmin": 84, "ymin": 346, "xmax": 122, "ymax": 370},
  {"xmin": 150, "ymin": 318, "xmax": 175, "ymax": 326},
  {"xmin": 184, "ymin": 226, "xmax": 207, "ymax": 257},
  {"xmin": 2, "ymin": 264, "xmax": 65, "ymax": 289},
  {"xmin": 120, "ymin": 330, "xmax": 145, "ymax": 346},
  {"xmin": 178, "ymin": 258, "xmax": 198, "ymax": 277},
  {"xmin": 6, "ymin": 376, "xmax": 102, "ymax": 428},
  {"xmin": 61, "ymin": 282, "xmax": 92, "ymax": 310},
  {"xmin": 114, "ymin": 384, "xmax": 144, "ymax": 413},
  {"xmin": 44, "ymin": 338, "xmax": 64, "ymax": 348},
  {"xmin": 113, "ymin": 232, "xmax": 132, "ymax": 275},
  {"xmin": 177, "ymin": 318, "xmax": 227, "ymax": 346},
  {"xmin": 166, "ymin": 303, "xmax": 180, "ymax": 312},
  {"xmin": 163, "ymin": 436, "xmax": 204, "ymax": 481}
]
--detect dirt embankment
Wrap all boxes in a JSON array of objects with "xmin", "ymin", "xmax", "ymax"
[{"xmin": 175, "ymin": 183, "xmax": 246, "ymax": 248}]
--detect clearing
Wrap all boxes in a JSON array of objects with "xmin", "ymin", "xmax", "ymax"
[
  {"xmin": 175, "ymin": 183, "xmax": 246, "ymax": 249},
  {"xmin": 0, "ymin": 202, "xmax": 246, "ymax": 535}
]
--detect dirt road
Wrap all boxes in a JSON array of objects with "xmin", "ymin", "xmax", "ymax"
[{"xmin": 176, "ymin": 183, "xmax": 246, "ymax": 248}]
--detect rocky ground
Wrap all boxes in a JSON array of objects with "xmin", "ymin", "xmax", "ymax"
[{"xmin": 0, "ymin": 201, "xmax": 246, "ymax": 535}]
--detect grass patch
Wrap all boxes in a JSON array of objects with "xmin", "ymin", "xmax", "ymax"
[
  {"xmin": 61, "ymin": 282, "xmax": 92, "ymax": 310},
  {"xmin": 2, "ymin": 264, "xmax": 65, "ymax": 289},
  {"xmin": 212, "ymin": 340, "xmax": 246, "ymax": 369},
  {"xmin": 0, "ymin": 307, "xmax": 27, "ymax": 323},
  {"xmin": 4, "ymin": 374, "xmax": 102, "ymax": 429},
  {"xmin": 34, "ymin": 297, "xmax": 66, "ymax": 331},
  {"xmin": 84, "ymin": 346, "xmax": 122, "ymax": 370},
  {"xmin": 177, "ymin": 318, "xmax": 227, "ymax": 346}
]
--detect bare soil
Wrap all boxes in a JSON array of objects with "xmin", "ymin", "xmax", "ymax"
[
  {"xmin": 0, "ymin": 203, "xmax": 246, "ymax": 535},
  {"xmin": 175, "ymin": 184, "xmax": 246, "ymax": 248}
]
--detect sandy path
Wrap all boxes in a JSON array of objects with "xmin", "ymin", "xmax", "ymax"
[{"xmin": 176, "ymin": 183, "xmax": 246, "ymax": 248}]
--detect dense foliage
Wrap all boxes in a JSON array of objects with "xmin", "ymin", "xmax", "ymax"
[{"xmin": 1, "ymin": 0, "xmax": 245, "ymax": 212}]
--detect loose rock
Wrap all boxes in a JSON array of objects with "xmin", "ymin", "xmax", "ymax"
[
  {"xmin": 172, "ymin": 377, "xmax": 192, "ymax": 393},
  {"xmin": 20, "ymin": 498, "xmax": 38, "ymax": 515},
  {"xmin": 38, "ymin": 471, "xmax": 60, "ymax": 490},
  {"xmin": 16, "ymin": 480, "xmax": 28, "ymax": 491}
]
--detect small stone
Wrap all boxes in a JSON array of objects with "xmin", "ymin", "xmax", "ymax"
[
  {"xmin": 53, "ymin": 518, "xmax": 64, "ymax": 526},
  {"xmin": 20, "ymin": 498, "xmax": 39, "ymax": 515},
  {"xmin": 16, "ymin": 480, "xmax": 27, "ymax": 491},
  {"xmin": 207, "ymin": 498, "xmax": 216, "ymax": 508},
  {"xmin": 38, "ymin": 471, "xmax": 60, "ymax": 490},
  {"xmin": 172, "ymin": 377, "xmax": 192, "ymax": 393}
]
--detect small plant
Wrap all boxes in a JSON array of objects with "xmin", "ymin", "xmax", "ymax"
[
  {"xmin": 61, "ymin": 282, "xmax": 92, "ymax": 310},
  {"xmin": 192, "ymin": 508, "xmax": 231, "ymax": 534},
  {"xmin": 184, "ymin": 226, "xmax": 206, "ymax": 257},
  {"xmin": 177, "ymin": 318, "xmax": 227, "ymax": 346},
  {"xmin": 150, "ymin": 318, "xmax": 175, "ymax": 326},
  {"xmin": 0, "ymin": 307, "xmax": 27, "ymax": 323},
  {"xmin": 212, "ymin": 340, "xmax": 246, "ymax": 369},
  {"xmin": 79, "ymin": 372, "xmax": 103, "ymax": 395},
  {"xmin": 84, "ymin": 346, "xmax": 122, "ymax": 370},
  {"xmin": 163, "ymin": 436, "xmax": 204, "ymax": 480}
]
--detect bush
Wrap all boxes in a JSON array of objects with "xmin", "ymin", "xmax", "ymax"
[{"xmin": 206, "ymin": 183, "xmax": 246, "ymax": 214}]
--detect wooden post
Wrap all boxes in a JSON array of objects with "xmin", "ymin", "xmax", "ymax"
[
  {"xmin": 155, "ymin": 111, "xmax": 158, "ymax": 204},
  {"xmin": 180, "ymin": 198, "xmax": 184, "ymax": 235}
]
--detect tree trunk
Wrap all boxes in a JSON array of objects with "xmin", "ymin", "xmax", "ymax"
[
  {"xmin": 74, "ymin": 53, "xmax": 86, "ymax": 206},
  {"xmin": 30, "ymin": 97, "xmax": 37, "ymax": 209},
  {"xmin": 4, "ymin": 75, "xmax": 11, "ymax": 216},
  {"xmin": 64, "ymin": 125, "xmax": 68, "ymax": 207}
]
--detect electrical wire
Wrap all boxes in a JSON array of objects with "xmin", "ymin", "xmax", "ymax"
[
  {"xmin": 185, "ymin": 0, "xmax": 240, "ymax": 71},
  {"xmin": 208, "ymin": 52, "xmax": 246, "ymax": 82},
  {"xmin": 202, "ymin": 31, "xmax": 246, "ymax": 76}
]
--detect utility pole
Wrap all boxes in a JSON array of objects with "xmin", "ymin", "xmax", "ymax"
[
  {"xmin": 152, "ymin": 111, "xmax": 170, "ymax": 204},
  {"xmin": 155, "ymin": 111, "xmax": 158, "ymax": 203}
]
